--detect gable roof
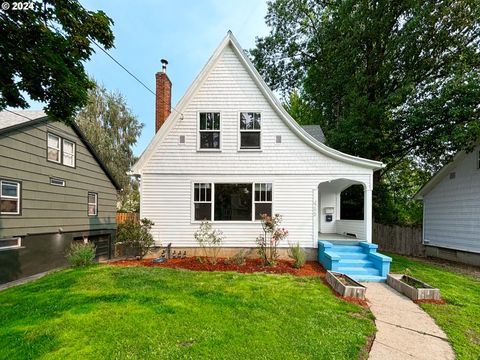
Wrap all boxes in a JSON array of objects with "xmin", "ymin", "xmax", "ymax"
[
  {"xmin": 132, "ymin": 31, "xmax": 384, "ymax": 174},
  {"xmin": 414, "ymin": 151, "xmax": 467, "ymax": 200},
  {"xmin": 0, "ymin": 110, "xmax": 121, "ymax": 190},
  {"xmin": 301, "ymin": 125, "xmax": 325, "ymax": 143}
]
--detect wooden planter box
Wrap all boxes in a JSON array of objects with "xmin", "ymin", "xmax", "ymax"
[
  {"xmin": 326, "ymin": 271, "xmax": 366, "ymax": 300},
  {"xmin": 387, "ymin": 274, "xmax": 440, "ymax": 301}
]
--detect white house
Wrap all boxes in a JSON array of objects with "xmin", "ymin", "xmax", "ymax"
[
  {"xmin": 131, "ymin": 32, "xmax": 384, "ymax": 258},
  {"xmin": 415, "ymin": 145, "xmax": 480, "ymax": 266}
]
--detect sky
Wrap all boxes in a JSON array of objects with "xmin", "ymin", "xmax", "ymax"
[{"xmin": 26, "ymin": 0, "xmax": 270, "ymax": 156}]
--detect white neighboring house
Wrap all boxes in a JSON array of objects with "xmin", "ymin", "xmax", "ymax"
[
  {"xmin": 415, "ymin": 145, "xmax": 480, "ymax": 266},
  {"xmin": 131, "ymin": 32, "xmax": 383, "ymax": 256}
]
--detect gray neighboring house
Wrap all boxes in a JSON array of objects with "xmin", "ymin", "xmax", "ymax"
[
  {"xmin": 0, "ymin": 110, "xmax": 120, "ymax": 283},
  {"xmin": 415, "ymin": 145, "xmax": 480, "ymax": 266}
]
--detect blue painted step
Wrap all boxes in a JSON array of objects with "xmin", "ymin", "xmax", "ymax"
[
  {"xmin": 337, "ymin": 266, "xmax": 380, "ymax": 276},
  {"xmin": 338, "ymin": 259, "xmax": 375, "ymax": 268},
  {"xmin": 331, "ymin": 245, "xmax": 364, "ymax": 253}
]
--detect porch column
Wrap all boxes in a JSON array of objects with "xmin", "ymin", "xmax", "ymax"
[{"xmin": 364, "ymin": 188, "xmax": 372, "ymax": 243}]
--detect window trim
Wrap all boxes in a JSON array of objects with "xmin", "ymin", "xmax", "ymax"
[
  {"xmin": 87, "ymin": 192, "xmax": 98, "ymax": 216},
  {"xmin": 191, "ymin": 181, "xmax": 273, "ymax": 223},
  {"xmin": 193, "ymin": 183, "xmax": 213, "ymax": 221},
  {"xmin": 0, "ymin": 237, "xmax": 22, "ymax": 251},
  {"xmin": 477, "ymin": 150, "xmax": 480, "ymax": 169},
  {"xmin": 197, "ymin": 111, "xmax": 222, "ymax": 152},
  {"xmin": 238, "ymin": 111, "xmax": 263, "ymax": 152},
  {"xmin": 47, "ymin": 133, "xmax": 62, "ymax": 164},
  {"xmin": 47, "ymin": 132, "xmax": 77, "ymax": 168},
  {"xmin": 254, "ymin": 183, "xmax": 273, "ymax": 220},
  {"xmin": 50, "ymin": 177, "xmax": 66, "ymax": 187},
  {"xmin": 62, "ymin": 138, "xmax": 76, "ymax": 168},
  {"xmin": 0, "ymin": 179, "xmax": 21, "ymax": 216}
]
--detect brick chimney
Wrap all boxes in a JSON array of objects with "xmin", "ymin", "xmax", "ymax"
[{"xmin": 155, "ymin": 59, "xmax": 171, "ymax": 133}]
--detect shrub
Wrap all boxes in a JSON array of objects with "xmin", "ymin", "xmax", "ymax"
[
  {"xmin": 228, "ymin": 249, "xmax": 252, "ymax": 266},
  {"xmin": 256, "ymin": 213, "xmax": 288, "ymax": 266},
  {"xmin": 288, "ymin": 242, "xmax": 306, "ymax": 268},
  {"xmin": 116, "ymin": 218, "xmax": 155, "ymax": 259},
  {"xmin": 66, "ymin": 241, "xmax": 96, "ymax": 267},
  {"xmin": 194, "ymin": 221, "xmax": 224, "ymax": 264}
]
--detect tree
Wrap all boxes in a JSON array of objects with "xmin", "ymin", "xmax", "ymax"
[
  {"xmin": 76, "ymin": 81, "xmax": 143, "ymax": 209},
  {"xmin": 252, "ymin": 0, "xmax": 480, "ymax": 224},
  {"xmin": 0, "ymin": 0, "xmax": 114, "ymax": 122}
]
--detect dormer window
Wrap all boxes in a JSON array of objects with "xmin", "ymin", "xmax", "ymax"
[
  {"xmin": 199, "ymin": 112, "xmax": 220, "ymax": 149},
  {"xmin": 240, "ymin": 112, "xmax": 261, "ymax": 149}
]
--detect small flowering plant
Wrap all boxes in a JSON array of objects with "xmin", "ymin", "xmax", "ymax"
[
  {"xmin": 256, "ymin": 213, "xmax": 288, "ymax": 266},
  {"xmin": 194, "ymin": 221, "xmax": 225, "ymax": 264}
]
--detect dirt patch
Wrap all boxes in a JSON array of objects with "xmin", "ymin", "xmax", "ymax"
[{"xmin": 109, "ymin": 257, "xmax": 326, "ymax": 277}]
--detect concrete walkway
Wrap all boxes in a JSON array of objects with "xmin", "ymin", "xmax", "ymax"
[{"xmin": 365, "ymin": 283, "xmax": 454, "ymax": 360}]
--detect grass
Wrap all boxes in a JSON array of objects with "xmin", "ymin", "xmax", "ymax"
[
  {"xmin": 0, "ymin": 265, "xmax": 375, "ymax": 359},
  {"xmin": 388, "ymin": 253, "xmax": 480, "ymax": 359}
]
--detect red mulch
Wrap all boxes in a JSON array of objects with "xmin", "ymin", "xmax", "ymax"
[
  {"xmin": 414, "ymin": 299, "xmax": 447, "ymax": 305},
  {"xmin": 108, "ymin": 257, "xmax": 371, "ymax": 307},
  {"xmin": 109, "ymin": 257, "xmax": 326, "ymax": 277}
]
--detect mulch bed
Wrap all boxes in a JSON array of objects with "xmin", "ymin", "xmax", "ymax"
[
  {"xmin": 414, "ymin": 299, "xmax": 447, "ymax": 305},
  {"xmin": 109, "ymin": 257, "xmax": 326, "ymax": 277}
]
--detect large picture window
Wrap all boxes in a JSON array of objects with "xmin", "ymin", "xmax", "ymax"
[
  {"xmin": 199, "ymin": 112, "xmax": 220, "ymax": 149},
  {"xmin": 254, "ymin": 183, "xmax": 272, "ymax": 220},
  {"xmin": 215, "ymin": 184, "xmax": 252, "ymax": 221},
  {"xmin": 0, "ymin": 180, "xmax": 20, "ymax": 215},
  {"xmin": 194, "ymin": 183, "xmax": 212, "ymax": 220},
  {"xmin": 240, "ymin": 112, "xmax": 261, "ymax": 149}
]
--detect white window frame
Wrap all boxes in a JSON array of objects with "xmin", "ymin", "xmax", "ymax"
[
  {"xmin": 238, "ymin": 111, "xmax": 262, "ymax": 151},
  {"xmin": 0, "ymin": 180, "xmax": 21, "ymax": 215},
  {"xmin": 88, "ymin": 192, "xmax": 98, "ymax": 216},
  {"xmin": 62, "ymin": 139, "xmax": 76, "ymax": 167},
  {"xmin": 254, "ymin": 183, "xmax": 273, "ymax": 220},
  {"xmin": 0, "ymin": 237, "xmax": 22, "ymax": 250},
  {"xmin": 197, "ymin": 112, "xmax": 222, "ymax": 151},
  {"xmin": 191, "ymin": 181, "xmax": 273, "ymax": 223},
  {"xmin": 193, "ymin": 183, "xmax": 213, "ymax": 221},
  {"xmin": 50, "ymin": 177, "xmax": 66, "ymax": 187},
  {"xmin": 47, "ymin": 133, "xmax": 61, "ymax": 163},
  {"xmin": 477, "ymin": 150, "xmax": 480, "ymax": 169}
]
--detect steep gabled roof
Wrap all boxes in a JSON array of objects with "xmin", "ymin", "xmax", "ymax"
[
  {"xmin": 132, "ymin": 31, "xmax": 384, "ymax": 174},
  {"xmin": 301, "ymin": 125, "xmax": 325, "ymax": 143},
  {"xmin": 0, "ymin": 110, "xmax": 121, "ymax": 190}
]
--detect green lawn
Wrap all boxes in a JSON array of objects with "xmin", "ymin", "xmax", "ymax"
[
  {"xmin": 0, "ymin": 265, "xmax": 375, "ymax": 359},
  {"xmin": 388, "ymin": 254, "xmax": 480, "ymax": 359}
]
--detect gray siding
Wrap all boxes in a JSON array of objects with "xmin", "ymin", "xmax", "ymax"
[
  {"xmin": 0, "ymin": 120, "xmax": 117, "ymax": 238},
  {"xmin": 423, "ymin": 145, "xmax": 480, "ymax": 253}
]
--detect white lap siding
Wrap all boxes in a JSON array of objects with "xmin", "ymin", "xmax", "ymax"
[{"xmin": 140, "ymin": 174, "xmax": 370, "ymax": 249}]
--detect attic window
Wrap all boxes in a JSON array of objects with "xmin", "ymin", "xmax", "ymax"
[
  {"xmin": 199, "ymin": 112, "xmax": 220, "ymax": 149},
  {"xmin": 276, "ymin": 135, "xmax": 282, "ymax": 144},
  {"xmin": 449, "ymin": 172, "xmax": 456, "ymax": 179},
  {"xmin": 239, "ymin": 112, "xmax": 261, "ymax": 149},
  {"xmin": 179, "ymin": 135, "xmax": 185, "ymax": 144}
]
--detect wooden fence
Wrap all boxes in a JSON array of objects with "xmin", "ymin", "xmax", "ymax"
[
  {"xmin": 116, "ymin": 212, "xmax": 139, "ymax": 224},
  {"xmin": 373, "ymin": 223, "xmax": 425, "ymax": 257}
]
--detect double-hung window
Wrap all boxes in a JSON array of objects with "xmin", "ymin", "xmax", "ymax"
[
  {"xmin": 254, "ymin": 183, "xmax": 272, "ymax": 220},
  {"xmin": 0, "ymin": 180, "xmax": 20, "ymax": 215},
  {"xmin": 88, "ymin": 192, "xmax": 98, "ymax": 216},
  {"xmin": 63, "ymin": 139, "xmax": 75, "ymax": 167},
  {"xmin": 47, "ymin": 133, "xmax": 76, "ymax": 167},
  {"xmin": 47, "ymin": 133, "xmax": 61, "ymax": 163},
  {"xmin": 194, "ymin": 183, "xmax": 212, "ymax": 220},
  {"xmin": 240, "ymin": 112, "xmax": 261, "ymax": 149},
  {"xmin": 199, "ymin": 112, "xmax": 220, "ymax": 149}
]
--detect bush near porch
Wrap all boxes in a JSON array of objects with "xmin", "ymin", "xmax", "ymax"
[{"xmin": 0, "ymin": 265, "xmax": 375, "ymax": 359}]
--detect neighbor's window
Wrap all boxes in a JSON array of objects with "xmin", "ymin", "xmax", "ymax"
[
  {"xmin": 0, "ymin": 180, "xmax": 20, "ymax": 215},
  {"xmin": 240, "ymin": 112, "xmax": 261, "ymax": 149},
  {"xmin": 199, "ymin": 112, "xmax": 220, "ymax": 149},
  {"xmin": 478, "ymin": 150, "xmax": 480, "ymax": 169},
  {"xmin": 254, "ymin": 183, "xmax": 272, "ymax": 220},
  {"xmin": 62, "ymin": 139, "xmax": 75, "ymax": 167},
  {"xmin": 194, "ymin": 183, "xmax": 212, "ymax": 220},
  {"xmin": 88, "ymin": 192, "xmax": 98, "ymax": 216},
  {"xmin": 0, "ymin": 237, "xmax": 21, "ymax": 250},
  {"xmin": 47, "ymin": 133, "xmax": 61, "ymax": 163},
  {"xmin": 214, "ymin": 183, "xmax": 252, "ymax": 221}
]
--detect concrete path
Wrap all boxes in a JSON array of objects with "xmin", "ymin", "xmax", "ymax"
[{"xmin": 365, "ymin": 283, "xmax": 454, "ymax": 360}]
